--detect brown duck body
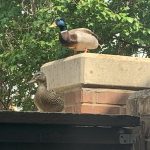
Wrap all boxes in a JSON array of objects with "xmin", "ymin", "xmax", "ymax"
[
  {"xmin": 59, "ymin": 28, "xmax": 99, "ymax": 51},
  {"xmin": 34, "ymin": 83, "xmax": 64, "ymax": 112},
  {"xmin": 29, "ymin": 72, "xmax": 64, "ymax": 112}
]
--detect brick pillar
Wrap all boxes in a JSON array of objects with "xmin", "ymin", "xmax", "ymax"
[
  {"xmin": 64, "ymin": 87, "xmax": 131, "ymax": 114},
  {"xmin": 41, "ymin": 53, "xmax": 150, "ymax": 115}
]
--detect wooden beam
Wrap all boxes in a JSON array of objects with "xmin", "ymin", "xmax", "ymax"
[
  {"xmin": 0, "ymin": 111, "xmax": 140, "ymax": 127},
  {"xmin": 0, "ymin": 143, "xmax": 133, "ymax": 150},
  {"xmin": 0, "ymin": 124, "xmax": 138, "ymax": 144}
]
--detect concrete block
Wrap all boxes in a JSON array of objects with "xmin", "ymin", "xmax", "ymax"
[
  {"xmin": 41, "ymin": 53, "xmax": 150, "ymax": 90},
  {"xmin": 127, "ymin": 90, "xmax": 150, "ymax": 115}
]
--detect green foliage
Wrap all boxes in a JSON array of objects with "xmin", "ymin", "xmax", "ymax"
[{"xmin": 0, "ymin": 0, "xmax": 150, "ymax": 110}]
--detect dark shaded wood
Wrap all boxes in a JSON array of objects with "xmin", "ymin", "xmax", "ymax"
[
  {"xmin": 0, "ymin": 124, "xmax": 138, "ymax": 144},
  {"xmin": 0, "ymin": 111, "xmax": 141, "ymax": 150},
  {"xmin": 0, "ymin": 143, "xmax": 133, "ymax": 150},
  {"xmin": 141, "ymin": 115, "xmax": 150, "ymax": 150},
  {"xmin": 0, "ymin": 111, "xmax": 140, "ymax": 127}
]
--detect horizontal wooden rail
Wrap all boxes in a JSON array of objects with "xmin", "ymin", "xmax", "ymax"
[{"xmin": 0, "ymin": 111, "xmax": 140, "ymax": 127}]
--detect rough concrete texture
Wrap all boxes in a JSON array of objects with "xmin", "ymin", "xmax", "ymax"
[
  {"xmin": 41, "ymin": 53, "xmax": 150, "ymax": 91},
  {"xmin": 127, "ymin": 90, "xmax": 150, "ymax": 150},
  {"xmin": 127, "ymin": 89, "xmax": 150, "ymax": 115}
]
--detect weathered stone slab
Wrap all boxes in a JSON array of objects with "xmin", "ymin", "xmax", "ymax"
[
  {"xmin": 127, "ymin": 89, "xmax": 150, "ymax": 115},
  {"xmin": 127, "ymin": 91, "xmax": 150, "ymax": 150},
  {"xmin": 41, "ymin": 53, "xmax": 150, "ymax": 90}
]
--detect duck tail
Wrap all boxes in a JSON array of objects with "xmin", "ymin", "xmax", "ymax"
[
  {"xmin": 98, "ymin": 43, "xmax": 102, "ymax": 49},
  {"xmin": 93, "ymin": 33, "xmax": 102, "ymax": 48}
]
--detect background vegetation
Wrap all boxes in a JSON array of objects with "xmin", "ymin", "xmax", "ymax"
[{"xmin": 0, "ymin": 0, "xmax": 150, "ymax": 110}]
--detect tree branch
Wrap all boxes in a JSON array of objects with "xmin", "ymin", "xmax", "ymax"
[{"xmin": 0, "ymin": 100, "xmax": 8, "ymax": 110}]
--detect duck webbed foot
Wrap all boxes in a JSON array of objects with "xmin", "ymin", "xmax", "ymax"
[{"xmin": 84, "ymin": 48, "xmax": 88, "ymax": 53}]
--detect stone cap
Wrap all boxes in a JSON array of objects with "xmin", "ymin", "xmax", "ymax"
[{"xmin": 41, "ymin": 53, "xmax": 150, "ymax": 91}]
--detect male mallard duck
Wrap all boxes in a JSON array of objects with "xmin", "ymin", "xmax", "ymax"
[
  {"xmin": 50, "ymin": 18, "xmax": 101, "ymax": 53},
  {"xmin": 28, "ymin": 71, "xmax": 64, "ymax": 112}
]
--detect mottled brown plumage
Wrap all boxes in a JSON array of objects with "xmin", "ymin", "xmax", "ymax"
[{"xmin": 29, "ymin": 72, "xmax": 64, "ymax": 112}]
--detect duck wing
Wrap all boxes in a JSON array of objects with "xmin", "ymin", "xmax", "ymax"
[
  {"xmin": 70, "ymin": 28, "xmax": 101, "ymax": 44},
  {"xmin": 71, "ymin": 28, "xmax": 95, "ymax": 35},
  {"xmin": 59, "ymin": 31, "xmax": 78, "ymax": 47},
  {"xmin": 47, "ymin": 90, "xmax": 64, "ymax": 104},
  {"xmin": 35, "ymin": 89, "xmax": 64, "ymax": 112}
]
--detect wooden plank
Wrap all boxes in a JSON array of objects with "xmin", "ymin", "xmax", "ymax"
[
  {"xmin": 0, "ymin": 111, "xmax": 140, "ymax": 127},
  {"xmin": 0, "ymin": 143, "xmax": 133, "ymax": 150},
  {"xmin": 0, "ymin": 124, "xmax": 139, "ymax": 144}
]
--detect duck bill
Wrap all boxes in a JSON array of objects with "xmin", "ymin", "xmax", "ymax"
[
  {"xmin": 28, "ymin": 78, "xmax": 36, "ymax": 84},
  {"xmin": 49, "ymin": 22, "xmax": 57, "ymax": 28}
]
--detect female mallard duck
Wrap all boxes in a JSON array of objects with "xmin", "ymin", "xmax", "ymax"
[
  {"xmin": 28, "ymin": 71, "xmax": 64, "ymax": 112},
  {"xmin": 50, "ymin": 18, "xmax": 101, "ymax": 53}
]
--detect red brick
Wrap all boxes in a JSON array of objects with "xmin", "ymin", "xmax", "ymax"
[
  {"xmin": 65, "ymin": 105, "xmax": 81, "ymax": 113},
  {"xmin": 74, "ymin": 105, "xmax": 81, "ymax": 113},
  {"xmin": 82, "ymin": 90, "xmax": 96, "ymax": 104},
  {"xmin": 120, "ymin": 106, "xmax": 126, "ymax": 114},
  {"xmin": 65, "ymin": 106, "xmax": 74, "ymax": 113},
  {"xmin": 82, "ymin": 88, "xmax": 131, "ymax": 105},
  {"xmin": 64, "ymin": 89, "xmax": 81, "ymax": 106},
  {"xmin": 81, "ymin": 103, "xmax": 125, "ymax": 114},
  {"xmin": 63, "ymin": 88, "xmax": 131, "ymax": 114}
]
